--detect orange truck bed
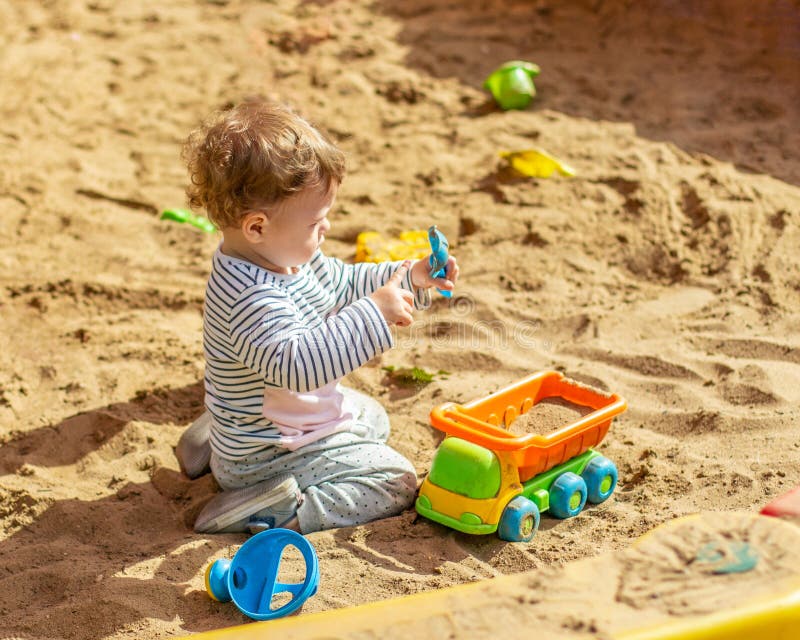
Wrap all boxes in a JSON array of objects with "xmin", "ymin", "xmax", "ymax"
[{"xmin": 430, "ymin": 370, "xmax": 627, "ymax": 481}]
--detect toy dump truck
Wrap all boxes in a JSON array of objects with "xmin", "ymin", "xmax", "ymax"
[{"xmin": 416, "ymin": 371, "xmax": 627, "ymax": 542}]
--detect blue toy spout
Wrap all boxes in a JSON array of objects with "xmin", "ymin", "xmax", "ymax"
[{"xmin": 428, "ymin": 225, "xmax": 452, "ymax": 298}]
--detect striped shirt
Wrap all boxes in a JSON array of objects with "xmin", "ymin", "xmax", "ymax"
[{"xmin": 203, "ymin": 247, "xmax": 430, "ymax": 460}]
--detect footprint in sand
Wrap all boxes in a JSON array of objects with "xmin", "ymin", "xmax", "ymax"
[
  {"xmin": 717, "ymin": 364, "xmax": 779, "ymax": 406},
  {"xmin": 697, "ymin": 337, "xmax": 800, "ymax": 365},
  {"xmin": 567, "ymin": 347, "xmax": 702, "ymax": 381}
]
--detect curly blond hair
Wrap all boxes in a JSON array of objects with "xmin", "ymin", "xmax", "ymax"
[{"xmin": 182, "ymin": 98, "xmax": 345, "ymax": 229}]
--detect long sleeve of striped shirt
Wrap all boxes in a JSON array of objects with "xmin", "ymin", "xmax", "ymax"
[
  {"xmin": 229, "ymin": 289, "xmax": 392, "ymax": 393},
  {"xmin": 310, "ymin": 251, "xmax": 431, "ymax": 314}
]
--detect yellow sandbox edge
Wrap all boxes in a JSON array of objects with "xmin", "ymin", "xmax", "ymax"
[{"xmin": 190, "ymin": 514, "xmax": 800, "ymax": 640}]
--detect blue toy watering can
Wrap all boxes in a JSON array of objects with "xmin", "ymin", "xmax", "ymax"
[{"xmin": 205, "ymin": 529, "xmax": 319, "ymax": 620}]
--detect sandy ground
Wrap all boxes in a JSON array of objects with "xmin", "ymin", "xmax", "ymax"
[{"xmin": 1, "ymin": 1, "xmax": 799, "ymax": 638}]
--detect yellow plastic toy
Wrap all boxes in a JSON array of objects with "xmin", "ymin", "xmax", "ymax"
[
  {"xmin": 499, "ymin": 148, "xmax": 576, "ymax": 178},
  {"xmin": 355, "ymin": 230, "xmax": 429, "ymax": 263}
]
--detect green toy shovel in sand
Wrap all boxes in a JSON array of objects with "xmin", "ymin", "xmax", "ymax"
[
  {"xmin": 160, "ymin": 208, "xmax": 216, "ymax": 233},
  {"xmin": 483, "ymin": 60, "xmax": 541, "ymax": 110}
]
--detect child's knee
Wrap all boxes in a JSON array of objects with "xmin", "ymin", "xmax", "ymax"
[
  {"xmin": 398, "ymin": 470, "xmax": 419, "ymax": 506},
  {"xmin": 385, "ymin": 465, "xmax": 418, "ymax": 508},
  {"xmin": 362, "ymin": 457, "xmax": 417, "ymax": 513}
]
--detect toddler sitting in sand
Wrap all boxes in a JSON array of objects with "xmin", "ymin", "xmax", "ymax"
[{"xmin": 176, "ymin": 98, "xmax": 458, "ymax": 535}]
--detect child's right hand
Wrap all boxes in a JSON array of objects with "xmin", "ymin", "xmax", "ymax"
[{"xmin": 370, "ymin": 261, "xmax": 415, "ymax": 327}]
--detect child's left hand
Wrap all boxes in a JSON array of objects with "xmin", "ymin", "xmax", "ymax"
[{"xmin": 410, "ymin": 255, "xmax": 459, "ymax": 293}]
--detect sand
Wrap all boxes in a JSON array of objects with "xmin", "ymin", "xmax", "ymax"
[{"xmin": 0, "ymin": 1, "xmax": 798, "ymax": 638}]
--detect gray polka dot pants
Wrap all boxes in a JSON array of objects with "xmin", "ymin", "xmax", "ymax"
[{"xmin": 210, "ymin": 387, "xmax": 418, "ymax": 534}]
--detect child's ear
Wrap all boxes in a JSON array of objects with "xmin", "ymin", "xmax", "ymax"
[{"xmin": 241, "ymin": 211, "xmax": 269, "ymax": 241}]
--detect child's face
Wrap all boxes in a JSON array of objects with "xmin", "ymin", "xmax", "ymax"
[{"xmin": 258, "ymin": 182, "xmax": 336, "ymax": 268}]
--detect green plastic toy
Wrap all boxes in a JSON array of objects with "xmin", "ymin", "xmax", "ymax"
[
  {"xmin": 160, "ymin": 208, "xmax": 216, "ymax": 233},
  {"xmin": 483, "ymin": 60, "xmax": 541, "ymax": 111}
]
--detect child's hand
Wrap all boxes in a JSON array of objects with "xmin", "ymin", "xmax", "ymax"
[
  {"xmin": 410, "ymin": 255, "xmax": 459, "ymax": 293},
  {"xmin": 370, "ymin": 261, "xmax": 415, "ymax": 327}
]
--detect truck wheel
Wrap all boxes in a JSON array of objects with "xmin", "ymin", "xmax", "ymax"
[
  {"xmin": 549, "ymin": 472, "xmax": 588, "ymax": 519},
  {"xmin": 581, "ymin": 456, "xmax": 618, "ymax": 504},
  {"xmin": 498, "ymin": 496, "xmax": 540, "ymax": 542}
]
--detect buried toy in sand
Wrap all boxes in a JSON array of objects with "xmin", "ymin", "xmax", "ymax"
[{"xmin": 415, "ymin": 370, "xmax": 627, "ymax": 542}]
